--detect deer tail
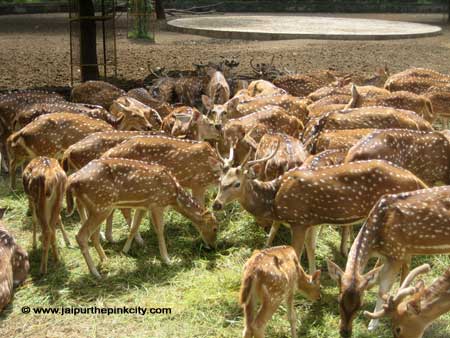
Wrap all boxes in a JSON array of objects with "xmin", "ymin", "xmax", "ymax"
[{"xmin": 239, "ymin": 273, "xmax": 255, "ymax": 306}]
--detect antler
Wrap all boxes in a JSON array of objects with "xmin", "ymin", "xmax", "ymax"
[
  {"xmin": 400, "ymin": 264, "xmax": 431, "ymax": 290},
  {"xmin": 246, "ymin": 140, "xmax": 280, "ymax": 167},
  {"xmin": 250, "ymin": 58, "xmax": 262, "ymax": 75},
  {"xmin": 216, "ymin": 143, "xmax": 234, "ymax": 167}
]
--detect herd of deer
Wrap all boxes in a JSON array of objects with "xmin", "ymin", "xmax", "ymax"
[{"xmin": 1, "ymin": 59, "xmax": 450, "ymax": 338}]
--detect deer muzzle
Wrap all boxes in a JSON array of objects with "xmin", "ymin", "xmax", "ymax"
[{"xmin": 212, "ymin": 200, "xmax": 223, "ymax": 211}]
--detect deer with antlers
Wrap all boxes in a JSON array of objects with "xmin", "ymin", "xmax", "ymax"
[
  {"xmin": 213, "ymin": 151, "xmax": 428, "ymax": 274},
  {"xmin": 127, "ymin": 87, "xmax": 173, "ymax": 119},
  {"xmin": 240, "ymin": 245, "xmax": 321, "ymax": 338},
  {"xmin": 345, "ymin": 129, "xmax": 450, "ymax": 186},
  {"xmin": 249, "ymin": 56, "xmax": 282, "ymax": 80},
  {"xmin": 328, "ymin": 185, "xmax": 450, "ymax": 337},
  {"xmin": 0, "ymin": 209, "xmax": 29, "ymax": 313},
  {"xmin": 364, "ymin": 263, "xmax": 450, "ymax": 338},
  {"xmin": 22, "ymin": 157, "xmax": 70, "ymax": 274},
  {"xmin": 7, "ymin": 113, "xmax": 114, "ymax": 188},
  {"xmin": 110, "ymin": 96, "xmax": 163, "ymax": 131},
  {"xmin": 66, "ymin": 158, "xmax": 218, "ymax": 278}
]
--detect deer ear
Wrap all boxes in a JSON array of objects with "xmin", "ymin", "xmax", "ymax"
[
  {"xmin": 360, "ymin": 265, "xmax": 383, "ymax": 290},
  {"xmin": 311, "ymin": 270, "xmax": 321, "ymax": 285},
  {"xmin": 0, "ymin": 208, "xmax": 7, "ymax": 219},
  {"xmin": 202, "ymin": 95, "xmax": 213, "ymax": 111},
  {"xmin": 327, "ymin": 260, "xmax": 344, "ymax": 283},
  {"xmin": 174, "ymin": 114, "xmax": 192, "ymax": 124},
  {"xmin": 406, "ymin": 299, "xmax": 422, "ymax": 316}
]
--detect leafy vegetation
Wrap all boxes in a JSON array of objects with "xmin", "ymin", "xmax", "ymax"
[{"xmin": 0, "ymin": 177, "xmax": 449, "ymax": 337}]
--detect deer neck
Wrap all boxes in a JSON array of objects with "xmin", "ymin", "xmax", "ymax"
[
  {"xmin": 239, "ymin": 178, "xmax": 279, "ymax": 220},
  {"xmin": 345, "ymin": 223, "xmax": 377, "ymax": 277},
  {"xmin": 173, "ymin": 185, "xmax": 205, "ymax": 225}
]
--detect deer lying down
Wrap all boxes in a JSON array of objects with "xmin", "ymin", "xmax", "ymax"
[
  {"xmin": 364, "ymin": 264, "xmax": 450, "ymax": 338},
  {"xmin": 0, "ymin": 209, "xmax": 29, "ymax": 313},
  {"xmin": 22, "ymin": 157, "xmax": 70, "ymax": 274},
  {"xmin": 328, "ymin": 186, "xmax": 450, "ymax": 337},
  {"xmin": 240, "ymin": 246, "xmax": 321, "ymax": 338},
  {"xmin": 66, "ymin": 158, "xmax": 218, "ymax": 278}
]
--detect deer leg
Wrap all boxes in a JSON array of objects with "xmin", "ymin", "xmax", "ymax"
[
  {"xmin": 265, "ymin": 222, "xmax": 280, "ymax": 247},
  {"xmin": 340, "ymin": 225, "xmax": 351, "ymax": 257},
  {"xmin": 91, "ymin": 226, "xmax": 107, "ymax": 262},
  {"xmin": 290, "ymin": 225, "xmax": 308, "ymax": 264},
  {"xmin": 30, "ymin": 203, "xmax": 38, "ymax": 250},
  {"xmin": 287, "ymin": 291, "xmax": 297, "ymax": 338},
  {"xmin": 252, "ymin": 289, "xmax": 280, "ymax": 338},
  {"xmin": 58, "ymin": 215, "xmax": 71, "ymax": 247},
  {"xmin": 105, "ymin": 210, "xmax": 114, "ymax": 243},
  {"xmin": 368, "ymin": 259, "xmax": 403, "ymax": 331},
  {"xmin": 122, "ymin": 209, "xmax": 146, "ymax": 254},
  {"xmin": 151, "ymin": 207, "xmax": 170, "ymax": 265},
  {"xmin": 400, "ymin": 256, "xmax": 412, "ymax": 284},
  {"xmin": 40, "ymin": 226, "xmax": 50, "ymax": 274},
  {"xmin": 242, "ymin": 293, "xmax": 256, "ymax": 338},
  {"xmin": 191, "ymin": 186, "xmax": 206, "ymax": 208},
  {"xmin": 50, "ymin": 227, "xmax": 59, "ymax": 263},
  {"xmin": 125, "ymin": 209, "xmax": 144, "ymax": 246},
  {"xmin": 305, "ymin": 226, "xmax": 318, "ymax": 274},
  {"xmin": 9, "ymin": 159, "xmax": 17, "ymax": 190},
  {"xmin": 76, "ymin": 210, "xmax": 110, "ymax": 279}
]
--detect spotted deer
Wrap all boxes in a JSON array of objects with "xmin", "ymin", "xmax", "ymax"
[
  {"xmin": 246, "ymin": 80, "xmax": 286, "ymax": 97},
  {"xmin": 22, "ymin": 157, "xmax": 70, "ymax": 274},
  {"xmin": 307, "ymin": 129, "xmax": 377, "ymax": 154},
  {"xmin": 71, "ymin": 80, "xmax": 125, "ymax": 109},
  {"xmin": 110, "ymin": 96, "xmax": 163, "ymax": 131},
  {"xmin": 240, "ymin": 246, "xmax": 321, "ymax": 338},
  {"xmin": 0, "ymin": 211, "xmax": 29, "ymax": 313},
  {"xmin": 13, "ymin": 102, "xmax": 118, "ymax": 131},
  {"xmin": 364, "ymin": 263, "xmax": 450, "ymax": 338},
  {"xmin": 328, "ymin": 186, "xmax": 450, "ymax": 337},
  {"xmin": 213, "ymin": 157, "xmax": 427, "ymax": 274},
  {"xmin": 307, "ymin": 84, "xmax": 390, "ymax": 103},
  {"xmin": 345, "ymin": 129, "xmax": 450, "ymax": 186},
  {"xmin": 7, "ymin": 113, "xmax": 114, "ymax": 188},
  {"xmin": 161, "ymin": 106, "xmax": 221, "ymax": 141},
  {"xmin": 66, "ymin": 158, "xmax": 218, "ymax": 278},
  {"xmin": 301, "ymin": 148, "xmax": 347, "ymax": 169},
  {"xmin": 384, "ymin": 67, "xmax": 450, "ymax": 94},
  {"xmin": 127, "ymin": 88, "xmax": 173, "ymax": 119},
  {"xmin": 201, "ymin": 69, "xmax": 231, "ymax": 112},
  {"xmin": 0, "ymin": 90, "xmax": 64, "ymax": 172}
]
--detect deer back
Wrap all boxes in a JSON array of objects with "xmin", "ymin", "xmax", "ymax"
[
  {"xmin": 312, "ymin": 128, "xmax": 377, "ymax": 154},
  {"xmin": 302, "ymin": 148, "xmax": 347, "ymax": 169},
  {"xmin": 71, "ymin": 80, "xmax": 125, "ymax": 109}
]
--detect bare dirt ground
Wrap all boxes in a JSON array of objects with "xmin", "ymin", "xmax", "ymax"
[{"xmin": 0, "ymin": 12, "xmax": 450, "ymax": 90}]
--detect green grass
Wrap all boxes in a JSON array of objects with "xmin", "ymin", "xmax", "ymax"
[{"xmin": 0, "ymin": 177, "xmax": 449, "ymax": 337}]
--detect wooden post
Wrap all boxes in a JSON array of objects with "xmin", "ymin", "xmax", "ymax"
[
  {"xmin": 155, "ymin": 0, "xmax": 165, "ymax": 20},
  {"xmin": 79, "ymin": 0, "xmax": 99, "ymax": 81}
]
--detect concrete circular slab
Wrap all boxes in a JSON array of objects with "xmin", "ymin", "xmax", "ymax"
[{"xmin": 168, "ymin": 15, "xmax": 442, "ymax": 40}]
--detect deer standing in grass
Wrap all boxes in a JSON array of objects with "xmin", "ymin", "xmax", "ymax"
[
  {"xmin": 364, "ymin": 263, "xmax": 450, "ymax": 338},
  {"xmin": 0, "ymin": 209, "xmax": 29, "ymax": 313},
  {"xmin": 240, "ymin": 246, "xmax": 321, "ymax": 338},
  {"xmin": 213, "ymin": 155, "xmax": 428, "ymax": 274},
  {"xmin": 7, "ymin": 113, "xmax": 114, "ymax": 188},
  {"xmin": 327, "ymin": 186, "xmax": 450, "ymax": 337},
  {"xmin": 22, "ymin": 157, "xmax": 70, "ymax": 274},
  {"xmin": 66, "ymin": 158, "xmax": 218, "ymax": 278}
]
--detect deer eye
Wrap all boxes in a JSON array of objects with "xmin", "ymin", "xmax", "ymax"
[{"xmin": 234, "ymin": 182, "xmax": 241, "ymax": 188}]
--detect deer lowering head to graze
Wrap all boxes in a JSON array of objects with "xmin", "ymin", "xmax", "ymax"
[
  {"xmin": 127, "ymin": 87, "xmax": 173, "ymax": 119},
  {"xmin": 246, "ymin": 80, "xmax": 286, "ymax": 97},
  {"xmin": 240, "ymin": 246, "xmax": 321, "ymax": 338},
  {"xmin": 345, "ymin": 129, "xmax": 450, "ymax": 186},
  {"xmin": 110, "ymin": 96, "xmax": 163, "ymax": 131},
  {"xmin": 161, "ymin": 106, "xmax": 221, "ymax": 141},
  {"xmin": 22, "ymin": 157, "xmax": 70, "ymax": 274},
  {"xmin": 0, "ymin": 213, "xmax": 29, "ymax": 313},
  {"xmin": 251, "ymin": 133, "xmax": 308, "ymax": 181},
  {"xmin": 384, "ymin": 67, "xmax": 450, "ymax": 94},
  {"xmin": 66, "ymin": 158, "xmax": 218, "ymax": 278},
  {"xmin": 7, "ymin": 113, "xmax": 114, "ymax": 188},
  {"xmin": 13, "ymin": 102, "xmax": 117, "ymax": 130},
  {"xmin": 71, "ymin": 80, "xmax": 125, "ymax": 109},
  {"xmin": 423, "ymin": 85, "xmax": 450, "ymax": 118},
  {"xmin": 0, "ymin": 90, "xmax": 65, "ymax": 171},
  {"xmin": 328, "ymin": 186, "xmax": 450, "ymax": 337},
  {"xmin": 213, "ymin": 156, "xmax": 427, "ymax": 274},
  {"xmin": 364, "ymin": 263, "xmax": 450, "ymax": 338},
  {"xmin": 301, "ymin": 148, "xmax": 347, "ymax": 169}
]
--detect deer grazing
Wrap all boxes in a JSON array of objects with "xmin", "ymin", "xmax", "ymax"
[
  {"xmin": 71, "ymin": 80, "xmax": 125, "ymax": 109},
  {"xmin": 161, "ymin": 106, "xmax": 221, "ymax": 141},
  {"xmin": 246, "ymin": 80, "xmax": 287, "ymax": 97},
  {"xmin": 110, "ymin": 96, "xmax": 163, "ymax": 131},
  {"xmin": 7, "ymin": 113, "xmax": 114, "ymax": 188},
  {"xmin": 22, "ymin": 157, "xmax": 70, "ymax": 274},
  {"xmin": 306, "ymin": 128, "xmax": 377, "ymax": 154},
  {"xmin": 66, "ymin": 158, "xmax": 218, "ymax": 278},
  {"xmin": 328, "ymin": 186, "xmax": 450, "ymax": 337},
  {"xmin": 13, "ymin": 102, "xmax": 117, "ymax": 130},
  {"xmin": 384, "ymin": 67, "xmax": 450, "ymax": 94},
  {"xmin": 240, "ymin": 246, "xmax": 321, "ymax": 338},
  {"xmin": 201, "ymin": 68, "xmax": 231, "ymax": 112},
  {"xmin": 364, "ymin": 263, "xmax": 450, "ymax": 338},
  {"xmin": 213, "ymin": 155, "xmax": 428, "ymax": 274},
  {"xmin": 127, "ymin": 87, "xmax": 173, "ymax": 119},
  {"xmin": 0, "ymin": 210, "xmax": 29, "ymax": 313},
  {"xmin": 345, "ymin": 129, "xmax": 450, "ymax": 186}
]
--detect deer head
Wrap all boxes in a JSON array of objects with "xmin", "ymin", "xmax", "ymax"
[
  {"xmin": 173, "ymin": 108, "xmax": 221, "ymax": 141},
  {"xmin": 364, "ymin": 264, "xmax": 431, "ymax": 338},
  {"xmin": 212, "ymin": 141, "xmax": 279, "ymax": 211},
  {"xmin": 110, "ymin": 96, "xmax": 162, "ymax": 131},
  {"xmin": 327, "ymin": 260, "xmax": 383, "ymax": 338}
]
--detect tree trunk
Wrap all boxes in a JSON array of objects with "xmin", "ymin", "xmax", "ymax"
[
  {"xmin": 79, "ymin": 0, "xmax": 99, "ymax": 81},
  {"xmin": 155, "ymin": 0, "xmax": 166, "ymax": 20},
  {"xmin": 448, "ymin": 0, "xmax": 450, "ymax": 23}
]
